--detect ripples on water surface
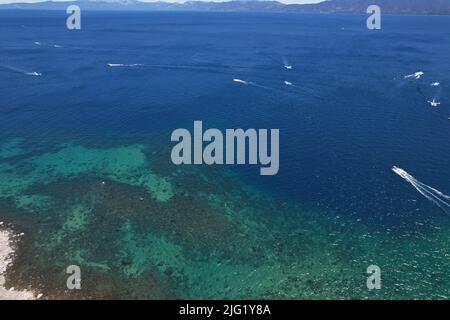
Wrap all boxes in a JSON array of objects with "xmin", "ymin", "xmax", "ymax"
[{"xmin": 0, "ymin": 11, "xmax": 449, "ymax": 299}]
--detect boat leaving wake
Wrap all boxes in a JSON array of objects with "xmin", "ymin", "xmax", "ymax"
[
  {"xmin": 107, "ymin": 63, "xmax": 143, "ymax": 68},
  {"xmin": 392, "ymin": 166, "xmax": 450, "ymax": 212},
  {"xmin": 0, "ymin": 64, "xmax": 42, "ymax": 76},
  {"xmin": 25, "ymin": 72, "xmax": 42, "ymax": 76},
  {"xmin": 233, "ymin": 78, "xmax": 249, "ymax": 85},
  {"xmin": 232, "ymin": 78, "xmax": 275, "ymax": 92},
  {"xmin": 404, "ymin": 71, "xmax": 424, "ymax": 80}
]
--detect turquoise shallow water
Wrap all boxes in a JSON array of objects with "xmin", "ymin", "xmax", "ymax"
[
  {"xmin": 0, "ymin": 11, "xmax": 450, "ymax": 299},
  {"xmin": 1, "ymin": 139, "xmax": 449, "ymax": 299}
]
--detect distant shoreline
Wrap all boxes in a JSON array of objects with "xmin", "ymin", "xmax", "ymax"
[
  {"xmin": 1, "ymin": 8, "xmax": 450, "ymax": 17},
  {"xmin": 1, "ymin": 0, "xmax": 450, "ymax": 16}
]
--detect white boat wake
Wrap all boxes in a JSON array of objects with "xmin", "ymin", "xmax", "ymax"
[
  {"xmin": 0, "ymin": 64, "xmax": 42, "ymax": 76},
  {"xmin": 392, "ymin": 166, "xmax": 450, "ymax": 212},
  {"xmin": 234, "ymin": 76, "xmax": 322, "ymax": 100},
  {"xmin": 282, "ymin": 57, "xmax": 292, "ymax": 70},
  {"xmin": 233, "ymin": 78, "xmax": 249, "ymax": 85},
  {"xmin": 107, "ymin": 63, "xmax": 143, "ymax": 68},
  {"xmin": 427, "ymin": 99, "xmax": 441, "ymax": 107},
  {"xmin": 25, "ymin": 71, "xmax": 42, "ymax": 76},
  {"xmin": 403, "ymin": 71, "xmax": 443, "ymax": 107},
  {"xmin": 232, "ymin": 78, "xmax": 275, "ymax": 91},
  {"xmin": 404, "ymin": 71, "xmax": 424, "ymax": 80}
]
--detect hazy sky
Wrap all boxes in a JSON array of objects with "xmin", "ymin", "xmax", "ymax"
[{"xmin": 0, "ymin": 0, "xmax": 325, "ymax": 5}]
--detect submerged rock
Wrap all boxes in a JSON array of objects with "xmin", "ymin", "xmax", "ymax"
[
  {"xmin": 121, "ymin": 258, "xmax": 132, "ymax": 266},
  {"xmin": 164, "ymin": 267, "xmax": 174, "ymax": 276}
]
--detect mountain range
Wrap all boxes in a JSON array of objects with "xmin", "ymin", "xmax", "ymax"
[{"xmin": 1, "ymin": 0, "xmax": 450, "ymax": 15}]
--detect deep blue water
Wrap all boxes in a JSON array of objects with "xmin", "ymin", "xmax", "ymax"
[
  {"xmin": 1, "ymin": 10, "xmax": 450, "ymax": 299},
  {"xmin": 2, "ymin": 11, "xmax": 449, "ymax": 225}
]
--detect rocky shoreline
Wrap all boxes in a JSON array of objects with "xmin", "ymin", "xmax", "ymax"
[{"xmin": 0, "ymin": 223, "xmax": 41, "ymax": 300}]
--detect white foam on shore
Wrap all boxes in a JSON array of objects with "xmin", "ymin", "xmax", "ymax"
[
  {"xmin": 0, "ymin": 228, "xmax": 38, "ymax": 300},
  {"xmin": 392, "ymin": 166, "xmax": 450, "ymax": 212}
]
